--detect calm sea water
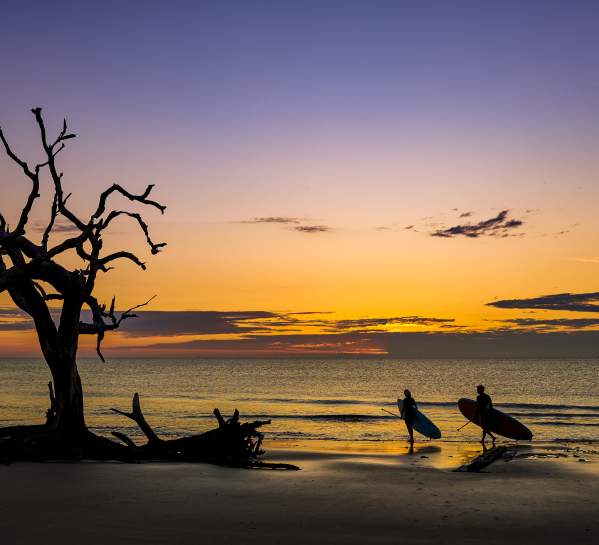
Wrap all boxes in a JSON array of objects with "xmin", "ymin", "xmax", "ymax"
[{"xmin": 0, "ymin": 358, "xmax": 597, "ymax": 444}]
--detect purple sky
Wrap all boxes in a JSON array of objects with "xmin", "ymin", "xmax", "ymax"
[{"xmin": 2, "ymin": 1, "xmax": 599, "ymax": 356}]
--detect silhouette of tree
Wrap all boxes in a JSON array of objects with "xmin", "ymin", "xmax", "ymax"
[
  {"xmin": 0, "ymin": 108, "xmax": 293, "ymax": 468},
  {"xmin": 0, "ymin": 108, "xmax": 166, "ymax": 436}
]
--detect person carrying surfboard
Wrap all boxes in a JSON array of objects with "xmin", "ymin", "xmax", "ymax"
[
  {"xmin": 475, "ymin": 385, "xmax": 496, "ymax": 444},
  {"xmin": 399, "ymin": 389, "xmax": 418, "ymax": 443}
]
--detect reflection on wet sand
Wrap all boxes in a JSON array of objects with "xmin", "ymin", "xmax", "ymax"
[{"xmin": 266, "ymin": 439, "xmax": 520, "ymax": 470}]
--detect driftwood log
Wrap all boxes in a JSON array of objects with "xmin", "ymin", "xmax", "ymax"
[{"xmin": 0, "ymin": 387, "xmax": 299, "ymax": 470}]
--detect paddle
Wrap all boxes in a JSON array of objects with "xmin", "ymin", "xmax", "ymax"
[
  {"xmin": 456, "ymin": 420, "xmax": 471, "ymax": 432},
  {"xmin": 381, "ymin": 408, "xmax": 402, "ymax": 418}
]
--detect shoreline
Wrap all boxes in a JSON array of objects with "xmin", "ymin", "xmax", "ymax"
[{"xmin": 263, "ymin": 437, "xmax": 599, "ymax": 471}]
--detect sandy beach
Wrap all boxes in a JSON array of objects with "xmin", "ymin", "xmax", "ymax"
[{"xmin": 1, "ymin": 441, "xmax": 597, "ymax": 545}]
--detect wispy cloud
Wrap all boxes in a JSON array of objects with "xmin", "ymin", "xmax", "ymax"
[
  {"xmin": 573, "ymin": 257, "xmax": 599, "ymax": 264},
  {"xmin": 293, "ymin": 225, "xmax": 331, "ymax": 234},
  {"xmin": 488, "ymin": 292, "xmax": 599, "ymax": 313},
  {"xmin": 240, "ymin": 217, "xmax": 332, "ymax": 234},
  {"xmin": 431, "ymin": 210, "xmax": 524, "ymax": 238},
  {"xmin": 31, "ymin": 219, "xmax": 81, "ymax": 234},
  {"xmin": 241, "ymin": 217, "xmax": 301, "ymax": 224}
]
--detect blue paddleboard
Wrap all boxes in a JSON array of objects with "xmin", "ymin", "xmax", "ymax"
[{"xmin": 397, "ymin": 399, "xmax": 442, "ymax": 439}]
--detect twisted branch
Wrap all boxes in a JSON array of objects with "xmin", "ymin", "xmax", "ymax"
[
  {"xmin": 94, "ymin": 183, "xmax": 166, "ymax": 218},
  {"xmin": 80, "ymin": 295, "xmax": 156, "ymax": 361}
]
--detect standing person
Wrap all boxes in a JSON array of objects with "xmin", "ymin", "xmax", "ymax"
[
  {"xmin": 476, "ymin": 384, "xmax": 496, "ymax": 444},
  {"xmin": 400, "ymin": 389, "xmax": 418, "ymax": 444}
]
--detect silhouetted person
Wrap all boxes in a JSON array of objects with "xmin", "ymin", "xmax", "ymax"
[
  {"xmin": 476, "ymin": 384, "xmax": 495, "ymax": 444},
  {"xmin": 400, "ymin": 389, "xmax": 417, "ymax": 444}
]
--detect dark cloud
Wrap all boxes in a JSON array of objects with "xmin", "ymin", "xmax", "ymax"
[
  {"xmin": 0, "ymin": 308, "xmax": 26, "ymax": 316},
  {"xmin": 0, "ymin": 308, "xmax": 294, "ymax": 336},
  {"xmin": 293, "ymin": 225, "xmax": 331, "ymax": 234},
  {"xmin": 238, "ymin": 314, "xmax": 453, "ymax": 332},
  {"xmin": 431, "ymin": 210, "xmax": 524, "ymax": 238},
  {"xmin": 326, "ymin": 316, "xmax": 454, "ymax": 331},
  {"xmin": 115, "ymin": 310, "xmax": 292, "ymax": 337},
  {"xmin": 0, "ymin": 307, "xmax": 452, "ymax": 337},
  {"xmin": 459, "ymin": 211, "xmax": 472, "ymax": 218},
  {"xmin": 6, "ymin": 303, "xmax": 597, "ymax": 357},
  {"xmin": 499, "ymin": 318, "xmax": 599, "ymax": 330},
  {"xmin": 488, "ymin": 292, "xmax": 599, "ymax": 313},
  {"xmin": 404, "ymin": 225, "xmax": 414, "ymax": 230},
  {"xmin": 134, "ymin": 330, "xmax": 599, "ymax": 358},
  {"xmin": 133, "ymin": 312, "xmax": 446, "ymax": 339},
  {"xmin": 241, "ymin": 217, "xmax": 301, "ymax": 224},
  {"xmin": 139, "ymin": 331, "xmax": 383, "ymax": 355},
  {"xmin": 0, "ymin": 307, "xmax": 33, "ymax": 330}
]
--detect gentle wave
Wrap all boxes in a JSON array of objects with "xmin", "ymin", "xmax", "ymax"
[
  {"xmin": 184, "ymin": 413, "xmax": 394, "ymax": 422},
  {"xmin": 236, "ymin": 397, "xmax": 374, "ymax": 406},
  {"xmin": 235, "ymin": 397, "xmax": 599, "ymax": 412},
  {"xmin": 182, "ymin": 413, "xmax": 599, "ymax": 426},
  {"xmin": 532, "ymin": 421, "xmax": 599, "ymax": 427},
  {"xmin": 508, "ymin": 412, "xmax": 599, "ymax": 419}
]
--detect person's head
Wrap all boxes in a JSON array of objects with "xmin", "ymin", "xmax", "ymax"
[
  {"xmin": 477, "ymin": 384, "xmax": 485, "ymax": 394},
  {"xmin": 404, "ymin": 389, "xmax": 411, "ymax": 398}
]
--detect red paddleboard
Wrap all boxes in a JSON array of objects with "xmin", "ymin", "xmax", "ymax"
[{"xmin": 458, "ymin": 398, "xmax": 533, "ymax": 441}]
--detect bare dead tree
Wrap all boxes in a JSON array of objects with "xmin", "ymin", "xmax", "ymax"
[
  {"xmin": 0, "ymin": 108, "xmax": 165, "ymax": 437},
  {"xmin": 0, "ymin": 108, "xmax": 295, "ymax": 469},
  {"xmin": 0, "ymin": 108, "xmax": 294, "ymax": 468}
]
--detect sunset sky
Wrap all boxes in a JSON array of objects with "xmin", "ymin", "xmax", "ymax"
[{"xmin": 1, "ymin": 1, "xmax": 599, "ymax": 357}]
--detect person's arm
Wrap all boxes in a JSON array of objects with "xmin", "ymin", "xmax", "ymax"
[{"xmin": 413, "ymin": 399, "xmax": 418, "ymax": 411}]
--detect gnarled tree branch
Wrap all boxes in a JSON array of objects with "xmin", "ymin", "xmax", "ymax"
[
  {"xmin": 94, "ymin": 183, "xmax": 166, "ymax": 218},
  {"xmin": 80, "ymin": 295, "xmax": 156, "ymax": 361}
]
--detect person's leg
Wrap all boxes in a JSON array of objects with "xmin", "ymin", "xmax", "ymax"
[
  {"xmin": 406, "ymin": 420, "xmax": 414, "ymax": 443},
  {"xmin": 481, "ymin": 413, "xmax": 493, "ymax": 443}
]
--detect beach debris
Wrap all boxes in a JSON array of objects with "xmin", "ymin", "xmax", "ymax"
[
  {"xmin": 108, "ymin": 393, "xmax": 299, "ymax": 469},
  {"xmin": 0, "ymin": 391, "xmax": 299, "ymax": 470},
  {"xmin": 454, "ymin": 446, "xmax": 508, "ymax": 472}
]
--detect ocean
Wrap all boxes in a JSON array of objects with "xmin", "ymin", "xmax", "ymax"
[{"xmin": 1, "ymin": 358, "xmax": 597, "ymax": 444}]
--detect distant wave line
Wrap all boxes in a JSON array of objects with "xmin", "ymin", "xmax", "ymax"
[
  {"xmin": 180, "ymin": 412, "xmax": 599, "ymax": 423},
  {"xmin": 235, "ymin": 397, "xmax": 599, "ymax": 412}
]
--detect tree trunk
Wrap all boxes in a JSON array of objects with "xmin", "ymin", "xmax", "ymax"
[{"xmin": 47, "ymin": 357, "xmax": 87, "ymax": 437}]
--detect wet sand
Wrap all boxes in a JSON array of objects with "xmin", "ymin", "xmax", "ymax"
[{"xmin": 1, "ymin": 441, "xmax": 597, "ymax": 544}]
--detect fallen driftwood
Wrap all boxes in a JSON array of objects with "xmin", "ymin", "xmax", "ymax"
[
  {"xmin": 0, "ymin": 391, "xmax": 299, "ymax": 470},
  {"xmin": 454, "ymin": 446, "xmax": 508, "ymax": 472}
]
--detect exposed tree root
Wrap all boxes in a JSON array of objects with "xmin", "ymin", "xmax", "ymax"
[{"xmin": 0, "ymin": 392, "xmax": 300, "ymax": 470}]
